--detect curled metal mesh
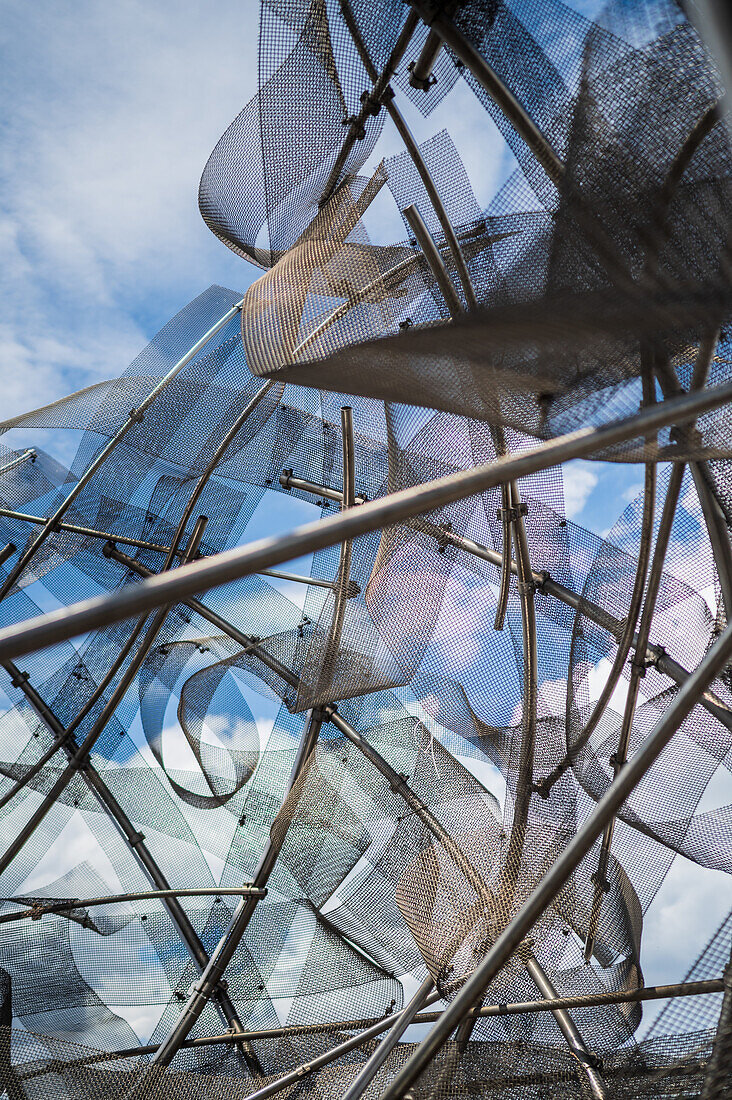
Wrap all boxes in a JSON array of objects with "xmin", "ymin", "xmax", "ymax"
[{"xmin": 0, "ymin": 0, "xmax": 731, "ymax": 1098}]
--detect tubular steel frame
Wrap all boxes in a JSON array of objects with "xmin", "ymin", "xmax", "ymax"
[{"xmin": 0, "ymin": 7, "xmax": 730, "ymax": 1098}]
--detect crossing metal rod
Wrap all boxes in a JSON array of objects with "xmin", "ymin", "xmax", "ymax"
[
  {"xmin": 653, "ymin": 348, "xmax": 732, "ymax": 624},
  {"xmin": 143, "ymin": 707, "xmax": 325, "ymax": 1074},
  {"xmin": 0, "ymin": 384, "xmax": 277, "ymax": 822},
  {"xmin": 408, "ymin": 0, "xmax": 564, "ymax": 187},
  {"xmin": 23, "ymin": 976, "xmax": 724, "ymax": 1074},
  {"xmin": 280, "ymin": 469, "xmax": 368, "ymax": 505},
  {"xmin": 0, "ymin": 299, "xmax": 243, "ymax": 603},
  {"xmin": 378, "ymin": 614, "xmax": 732, "ymax": 1100},
  {"xmin": 2, "ymin": 379, "xmax": 732, "ymax": 662},
  {"xmin": 339, "ymin": 0, "xmax": 480, "ymax": 308},
  {"xmin": 0, "ymin": 451, "xmax": 35, "ymax": 477},
  {"xmin": 0, "ymin": 516, "xmax": 209, "ymax": 880},
  {"xmin": 0, "ymin": 659, "xmax": 251, "ymax": 1029},
  {"xmin": 342, "ymin": 975, "xmax": 435, "ymax": 1100},
  {"xmin": 523, "ymin": 951, "xmax": 608, "ymax": 1099},
  {"xmin": 319, "ymin": 9, "xmax": 419, "ymax": 205},
  {"xmin": 258, "ymin": 567, "xmax": 358, "ymax": 594},
  {"xmin": 403, "ymin": 204, "xmax": 464, "ymax": 317},
  {"xmin": 0, "ymin": 887, "xmax": 266, "ymax": 925},
  {"xmin": 553, "ymin": 363, "xmax": 657, "ymax": 802},
  {"xmin": 0, "ymin": 508, "xmax": 178, "ymax": 556}
]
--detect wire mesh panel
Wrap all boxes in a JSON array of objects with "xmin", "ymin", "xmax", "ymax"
[{"xmin": 0, "ymin": 0, "xmax": 731, "ymax": 1097}]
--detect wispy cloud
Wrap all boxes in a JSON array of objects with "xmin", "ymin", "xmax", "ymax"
[
  {"xmin": 1, "ymin": 0, "xmax": 260, "ymax": 417},
  {"xmin": 562, "ymin": 459, "xmax": 599, "ymax": 519}
]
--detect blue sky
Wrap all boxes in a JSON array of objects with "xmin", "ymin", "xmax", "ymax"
[{"xmin": 1, "ymin": 0, "xmax": 730, "ymax": 1043}]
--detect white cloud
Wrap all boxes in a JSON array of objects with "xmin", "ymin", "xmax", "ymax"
[
  {"xmin": 621, "ymin": 481, "xmax": 644, "ymax": 503},
  {"xmin": 562, "ymin": 460, "xmax": 599, "ymax": 519},
  {"xmin": 1, "ymin": 0, "xmax": 260, "ymax": 419}
]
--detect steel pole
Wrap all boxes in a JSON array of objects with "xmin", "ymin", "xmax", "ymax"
[
  {"xmin": 1, "ymin": 380, "xmax": 732, "ymax": 661},
  {"xmin": 0, "ymin": 300, "xmax": 243, "ymax": 602},
  {"xmin": 377, "ymin": 615, "xmax": 732, "ymax": 1098}
]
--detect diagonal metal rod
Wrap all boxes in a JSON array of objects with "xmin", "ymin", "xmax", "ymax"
[
  {"xmin": 0, "ymin": 886, "xmax": 266, "ymax": 925},
  {"xmin": 551, "ymin": 362, "xmax": 656, "ymax": 804},
  {"xmin": 143, "ymin": 707, "xmax": 326, "ymax": 1074},
  {"xmin": 0, "ymin": 659, "xmax": 251, "ymax": 1032},
  {"xmin": 0, "ymin": 451, "xmax": 35, "ymax": 477},
  {"xmin": 0, "ymin": 300, "xmax": 243, "ymax": 603},
  {"xmin": 523, "ymin": 950, "xmax": 607, "ymax": 1097},
  {"xmin": 378, "ymin": 615, "xmax": 732, "ymax": 1099},
  {"xmin": 319, "ymin": 9, "xmax": 419, "ymax": 205},
  {"xmin": 280, "ymin": 469, "xmax": 368, "ymax": 504},
  {"xmin": 1, "ymin": 379, "xmax": 732, "ymax": 662},
  {"xmin": 408, "ymin": 0, "xmax": 564, "ymax": 187},
  {"xmin": 342, "ymin": 975, "xmax": 435, "ymax": 1100}
]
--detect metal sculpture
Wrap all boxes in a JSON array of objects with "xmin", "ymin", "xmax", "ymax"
[{"xmin": 0, "ymin": 0, "xmax": 730, "ymax": 1097}]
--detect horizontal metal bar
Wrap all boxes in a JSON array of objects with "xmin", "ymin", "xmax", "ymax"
[
  {"xmin": 0, "ymin": 507, "xmax": 179, "ymax": 556},
  {"xmin": 0, "ymin": 886, "xmax": 266, "ymax": 925},
  {"xmin": 28, "ymin": 976, "xmax": 722, "ymax": 1076},
  {"xmin": 1, "ymin": 379, "xmax": 731, "ymax": 662},
  {"xmin": 279, "ymin": 469, "xmax": 368, "ymax": 505},
  {"xmin": 258, "ymin": 567, "xmax": 359, "ymax": 595}
]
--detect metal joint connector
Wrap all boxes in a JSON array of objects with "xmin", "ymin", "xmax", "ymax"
[
  {"xmin": 497, "ymin": 502, "xmax": 528, "ymax": 522},
  {"xmin": 127, "ymin": 409, "xmax": 145, "ymax": 424},
  {"xmin": 407, "ymin": 61, "xmax": 438, "ymax": 91},
  {"xmin": 10, "ymin": 670, "xmax": 29, "ymax": 688},
  {"xmin": 343, "ymin": 115, "xmax": 366, "ymax": 140},
  {"xmin": 359, "ymin": 90, "xmax": 382, "ymax": 116},
  {"xmin": 279, "ymin": 469, "xmax": 293, "ymax": 490},
  {"xmin": 128, "ymin": 831, "xmax": 146, "ymax": 847},
  {"xmin": 590, "ymin": 870, "xmax": 612, "ymax": 893}
]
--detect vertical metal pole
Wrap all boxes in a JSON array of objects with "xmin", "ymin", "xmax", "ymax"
[
  {"xmin": 584, "ymin": 334, "xmax": 716, "ymax": 961},
  {"xmin": 316, "ymin": 407, "xmax": 356, "ymax": 699}
]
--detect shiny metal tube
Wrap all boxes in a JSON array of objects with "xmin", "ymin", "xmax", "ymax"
[
  {"xmin": 342, "ymin": 975, "xmax": 435, "ymax": 1100},
  {"xmin": 0, "ymin": 300, "xmax": 243, "ymax": 603},
  {"xmin": 1, "ymin": 380, "xmax": 732, "ymax": 662},
  {"xmin": 378, "ymin": 614, "xmax": 732, "ymax": 1099}
]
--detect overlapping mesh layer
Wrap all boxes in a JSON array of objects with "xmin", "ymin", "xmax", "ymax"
[{"xmin": 0, "ymin": 0, "xmax": 731, "ymax": 1097}]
